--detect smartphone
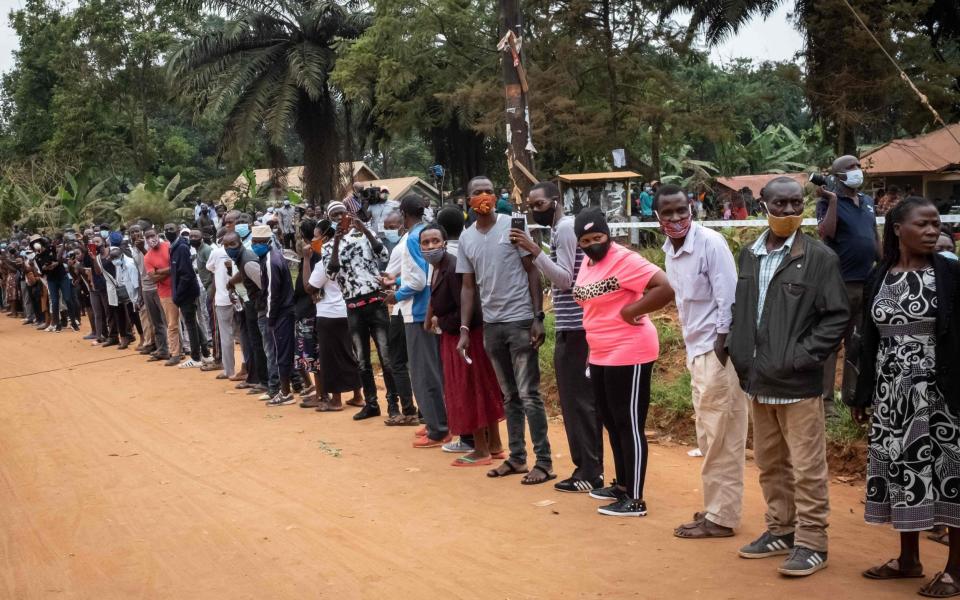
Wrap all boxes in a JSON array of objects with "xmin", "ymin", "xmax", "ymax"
[
  {"xmin": 510, "ymin": 213, "xmax": 527, "ymax": 243},
  {"xmin": 340, "ymin": 213, "xmax": 353, "ymax": 232}
]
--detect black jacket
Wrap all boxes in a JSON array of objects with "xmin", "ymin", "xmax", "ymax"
[
  {"xmin": 852, "ymin": 253, "xmax": 960, "ymax": 410},
  {"xmin": 170, "ymin": 238, "xmax": 199, "ymax": 307},
  {"xmin": 728, "ymin": 231, "xmax": 850, "ymax": 398}
]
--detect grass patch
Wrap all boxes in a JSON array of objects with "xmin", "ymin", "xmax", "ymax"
[{"xmin": 826, "ymin": 402, "xmax": 867, "ymax": 444}]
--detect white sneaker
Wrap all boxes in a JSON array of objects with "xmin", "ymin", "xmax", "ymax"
[
  {"xmin": 178, "ymin": 359, "xmax": 201, "ymax": 369},
  {"xmin": 687, "ymin": 448, "xmax": 703, "ymax": 457},
  {"xmin": 258, "ymin": 393, "xmax": 271, "ymax": 401},
  {"xmin": 201, "ymin": 355, "xmax": 215, "ymax": 364},
  {"xmin": 45, "ymin": 325, "xmax": 56, "ymax": 332}
]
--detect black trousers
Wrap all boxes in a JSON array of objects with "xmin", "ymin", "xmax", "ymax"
[
  {"xmin": 556, "ymin": 329, "xmax": 604, "ymax": 481},
  {"xmin": 387, "ymin": 313, "xmax": 416, "ymax": 416},
  {"xmin": 591, "ymin": 362, "xmax": 653, "ymax": 501},
  {"xmin": 822, "ymin": 281, "xmax": 864, "ymax": 408},
  {"xmin": 269, "ymin": 311, "xmax": 295, "ymax": 389},
  {"xmin": 242, "ymin": 299, "xmax": 268, "ymax": 384},
  {"xmin": 180, "ymin": 297, "xmax": 210, "ymax": 361}
]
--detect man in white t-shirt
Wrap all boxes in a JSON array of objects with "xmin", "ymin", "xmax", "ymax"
[{"xmin": 206, "ymin": 230, "xmax": 240, "ymax": 379}]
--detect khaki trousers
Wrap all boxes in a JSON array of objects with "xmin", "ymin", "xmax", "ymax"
[
  {"xmin": 139, "ymin": 301, "xmax": 154, "ymax": 347},
  {"xmin": 160, "ymin": 296, "xmax": 182, "ymax": 357},
  {"xmin": 752, "ymin": 397, "xmax": 830, "ymax": 552},
  {"xmin": 689, "ymin": 351, "xmax": 749, "ymax": 529}
]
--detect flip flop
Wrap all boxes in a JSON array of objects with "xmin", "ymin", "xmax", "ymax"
[
  {"xmin": 673, "ymin": 517, "xmax": 735, "ymax": 539},
  {"xmin": 487, "ymin": 460, "xmax": 529, "ymax": 478},
  {"xmin": 521, "ymin": 464, "xmax": 558, "ymax": 485},
  {"xmin": 452, "ymin": 456, "xmax": 493, "ymax": 467},
  {"xmin": 862, "ymin": 559, "xmax": 925, "ymax": 580},
  {"xmin": 490, "ymin": 451, "xmax": 506, "ymax": 460}
]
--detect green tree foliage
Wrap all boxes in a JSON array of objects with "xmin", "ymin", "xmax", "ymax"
[
  {"xmin": 116, "ymin": 173, "xmax": 198, "ymax": 225},
  {"xmin": 168, "ymin": 0, "xmax": 370, "ymax": 204},
  {"xmin": 661, "ymin": 0, "xmax": 960, "ymax": 152}
]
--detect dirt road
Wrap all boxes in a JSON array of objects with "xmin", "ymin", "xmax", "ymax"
[{"xmin": 0, "ymin": 316, "xmax": 945, "ymax": 599}]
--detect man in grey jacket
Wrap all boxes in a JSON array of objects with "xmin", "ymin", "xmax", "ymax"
[
  {"xmin": 514, "ymin": 181, "xmax": 602, "ymax": 493},
  {"xmin": 727, "ymin": 177, "xmax": 848, "ymax": 578}
]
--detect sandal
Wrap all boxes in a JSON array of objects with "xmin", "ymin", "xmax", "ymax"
[
  {"xmin": 216, "ymin": 373, "xmax": 230, "ymax": 380},
  {"xmin": 486, "ymin": 460, "xmax": 529, "ymax": 478},
  {"xmin": 345, "ymin": 398, "xmax": 365, "ymax": 408},
  {"xmin": 384, "ymin": 414, "xmax": 407, "ymax": 426},
  {"xmin": 863, "ymin": 558, "xmax": 925, "ymax": 580},
  {"xmin": 521, "ymin": 464, "xmax": 557, "ymax": 485},
  {"xmin": 452, "ymin": 456, "xmax": 493, "ymax": 467},
  {"xmin": 316, "ymin": 401, "xmax": 344, "ymax": 412},
  {"xmin": 673, "ymin": 517, "xmax": 735, "ymax": 539},
  {"xmin": 490, "ymin": 450, "xmax": 506, "ymax": 460},
  {"xmin": 929, "ymin": 528, "xmax": 950, "ymax": 547},
  {"xmin": 920, "ymin": 572, "xmax": 960, "ymax": 598}
]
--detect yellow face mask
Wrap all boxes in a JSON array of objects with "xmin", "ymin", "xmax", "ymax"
[{"xmin": 766, "ymin": 213, "xmax": 804, "ymax": 237}]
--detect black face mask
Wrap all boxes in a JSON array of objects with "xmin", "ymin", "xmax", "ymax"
[
  {"xmin": 164, "ymin": 231, "xmax": 178, "ymax": 243},
  {"xmin": 531, "ymin": 204, "xmax": 555, "ymax": 227},
  {"xmin": 581, "ymin": 241, "xmax": 611, "ymax": 262},
  {"xmin": 190, "ymin": 239, "xmax": 202, "ymax": 248}
]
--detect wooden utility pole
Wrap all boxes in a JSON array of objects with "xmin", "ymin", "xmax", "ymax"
[{"xmin": 499, "ymin": 0, "xmax": 537, "ymax": 207}]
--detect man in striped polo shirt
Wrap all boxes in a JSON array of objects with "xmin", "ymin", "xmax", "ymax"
[{"xmin": 514, "ymin": 182, "xmax": 604, "ymax": 493}]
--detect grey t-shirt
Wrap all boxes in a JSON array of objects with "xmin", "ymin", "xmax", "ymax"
[{"xmin": 456, "ymin": 214, "xmax": 533, "ymax": 323}]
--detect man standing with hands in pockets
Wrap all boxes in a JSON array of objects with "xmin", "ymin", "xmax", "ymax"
[{"xmin": 652, "ymin": 184, "xmax": 749, "ymax": 539}]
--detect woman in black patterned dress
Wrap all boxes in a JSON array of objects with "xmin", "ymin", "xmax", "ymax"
[{"xmin": 854, "ymin": 197, "xmax": 960, "ymax": 597}]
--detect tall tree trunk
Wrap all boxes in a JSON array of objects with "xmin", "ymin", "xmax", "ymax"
[
  {"xmin": 499, "ymin": 0, "xmax": 536, "ymax": 207},
  {"xmin": 651, "ymin": 121, "xmax": 662, "ymax": 179},
  {"xmin": 297, "ymin": 88, "xmax": 339, "ymax": 207}
]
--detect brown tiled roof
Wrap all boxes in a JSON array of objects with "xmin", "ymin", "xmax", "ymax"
[{"xmin": 861, "ymin": 124, "xmax": 960, "ymax": 175}]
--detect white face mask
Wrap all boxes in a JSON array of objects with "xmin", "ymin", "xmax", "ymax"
[{"xmin": 843, "ymin": 168, "xmax": 864, "ymax": 189}]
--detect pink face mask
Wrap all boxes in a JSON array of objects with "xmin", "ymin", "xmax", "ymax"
[{"xmin": 657, "ymin": 212, "xmax": 692, "ymax": 239}]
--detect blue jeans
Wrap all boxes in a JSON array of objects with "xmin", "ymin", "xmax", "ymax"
[
  {"xmin": 482, "ymin": 320, "xmax": 552, "ymax": 468},
  {"xmin": 48, "ymin": 277, "xmax": 78, "ymax": 326}
]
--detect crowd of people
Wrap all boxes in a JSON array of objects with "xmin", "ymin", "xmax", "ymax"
[{"xmin": 3, "ymin": 153, "xmax": 960, "ymax": 593}]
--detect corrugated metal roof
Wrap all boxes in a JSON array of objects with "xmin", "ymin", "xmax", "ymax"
[
  {"xmin": 861, "ymin": 124, "xmax": 960, "ymax": 175},
  {"xmin": 715, "ymin": 172, "xmax": 809, "ymax": 196},
  {"xmin": 558, "ymin": 171, "xmax": 642, "ymax": 182}
]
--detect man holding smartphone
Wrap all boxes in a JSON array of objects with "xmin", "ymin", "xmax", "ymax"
[{"xmin": 654, "ymin": 185, "xmax": 749, "ymax": 540}]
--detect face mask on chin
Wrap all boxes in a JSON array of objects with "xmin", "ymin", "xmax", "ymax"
[{"xmin": 656, "ymin": 211, "xmax": 692, "ymax": 239}]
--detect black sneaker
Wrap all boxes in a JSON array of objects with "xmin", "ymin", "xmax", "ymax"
[
  {"xmin": 589, "ymin": 481, "xmax": 624, "ymax": 501},
  {"xmin": 353, "ymin": 405, "xmax": 381, "ymax": 421},
  {"xmin": 597, "ymin": 498, "xmax": 647, "ymax": 517},
  {"xmin": 555, "ymin": 476, "xmax": 604, "ymax": 493},
  {"xmin": 70, "ymin": 321, "xmax": 80, "ymax": 332},
  {"xmin": 778, "ymin": 547, "xmax": 827, "ymax": 577},
  {"xmin": 738, "ymin": 531, "xmax": 795, "ymax": 559},
  {"xmin": 266, "ymin": 392, "xmax": 296, "ymax": 406}
]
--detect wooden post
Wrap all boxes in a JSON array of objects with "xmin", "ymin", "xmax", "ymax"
[{"xmin": 499, "ymin": 0, "xmax": 536, "ymax": 208}]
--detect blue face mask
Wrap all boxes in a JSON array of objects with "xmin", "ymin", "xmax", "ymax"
[
  {"xmin": 939, "ymin": 250, "xmax": 959, "ymax": 261},
  {"xmin": 235, "ymin": 224, "xmax": 250, "ymax": 239},
  {"xmin": 251, "ymin": 243, "xmax": 271, "ymax": 257},
  {"xmin": 383, "ymin": 229, "xmax": 401, "ymax": 243},
  {"xmin": 225, "ymin": 246, "xmax": 242, "ymax": 261}
]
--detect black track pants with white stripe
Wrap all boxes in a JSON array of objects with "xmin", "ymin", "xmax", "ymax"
[{"xmin": 590, "ymin": 362, "xmax": 653, "ymax": 501}]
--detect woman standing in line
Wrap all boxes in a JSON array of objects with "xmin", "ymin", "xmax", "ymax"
[
  {"xmin": 421, "ymin": 222, "xmax": 505, "ymax": 466},
  {"xmin": 304, "ymin": 220, "xmax": 363, "ymax": 412},
  {"xmin": 572, "ymin": 208, "xmax": 673, "ymax": 517},
  {"xmin": 855, "ymin": 197, "xmax": 960, "ymax": 598}
]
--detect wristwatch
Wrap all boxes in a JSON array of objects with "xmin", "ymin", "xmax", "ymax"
[{"xmin": 535, "ymin": 311, "xmax": 546, "ymax": 321}]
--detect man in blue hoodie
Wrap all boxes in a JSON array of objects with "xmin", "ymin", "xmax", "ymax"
[
  {"xmin": 170, "ymin": 227, "xmax": 211, "ymax": 369},
  {"xmin": 386, "ymin": 196, "xmax": 449, "ymax": 447}
]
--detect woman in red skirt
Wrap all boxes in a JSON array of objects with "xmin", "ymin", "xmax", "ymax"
[{"xmin": 421, "ymin": 222, "xmax": 505, "ymax": 467}]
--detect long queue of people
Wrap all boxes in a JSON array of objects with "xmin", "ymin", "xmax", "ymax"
[{"xmin": 2, "ymin": 154, "xmax": 960, "ymax": 595}]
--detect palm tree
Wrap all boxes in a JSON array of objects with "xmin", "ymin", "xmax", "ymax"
[{"xmin": 168, "ymin": 1, "xmax": 370, "ymax": 204}]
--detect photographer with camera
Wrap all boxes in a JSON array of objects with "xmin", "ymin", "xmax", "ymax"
[{"xmin": 814, "ymin": 154, "xmax": 880, "ymax": 418}]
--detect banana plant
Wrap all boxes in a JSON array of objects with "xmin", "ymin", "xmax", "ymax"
[{"xmin": 116, "ymin": 173, "xmax": 198, "ymax": 226}]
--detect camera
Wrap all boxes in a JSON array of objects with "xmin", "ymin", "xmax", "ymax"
[
  {"xmin": 809, "ymin": 173, "xmax": 838, "ymax": 191},
  {"xmin": 360, "ymin": 186, "xmax": 383, "ymax": 203}
]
